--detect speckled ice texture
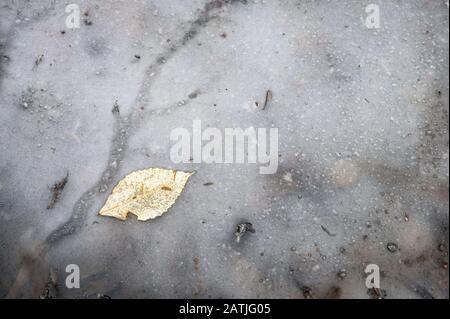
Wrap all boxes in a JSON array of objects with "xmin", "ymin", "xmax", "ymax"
[{"xmin": 0, "ymin": 0, "xmax": 448, "ymax": 299}]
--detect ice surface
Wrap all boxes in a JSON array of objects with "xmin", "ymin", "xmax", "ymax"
[{"xmin": 0, "ymin": 0, "xmax": 448, "ymax": 298}]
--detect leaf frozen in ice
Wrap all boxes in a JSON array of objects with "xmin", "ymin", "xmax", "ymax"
[{"xmin": 99, "ymin": 168, "xmax": 194, "ymax": 221}]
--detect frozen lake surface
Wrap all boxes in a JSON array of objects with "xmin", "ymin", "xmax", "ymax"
[{"xmin": 0, "ymin": 0, "xmax": 448, "ymax": 298}]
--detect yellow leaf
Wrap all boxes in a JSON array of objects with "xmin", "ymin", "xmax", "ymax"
[{"xmin": 99, "ymin": 168, "xmax": 194, "ymax": 221}]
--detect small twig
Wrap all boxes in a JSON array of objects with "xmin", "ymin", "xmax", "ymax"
[
  {"xmin": 262, "ymin": 89, "xmax": 273, "ymax": 110},
  {"xmin": 47, "ymin": 173, "xmax": 69, "ymax": 209}
]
